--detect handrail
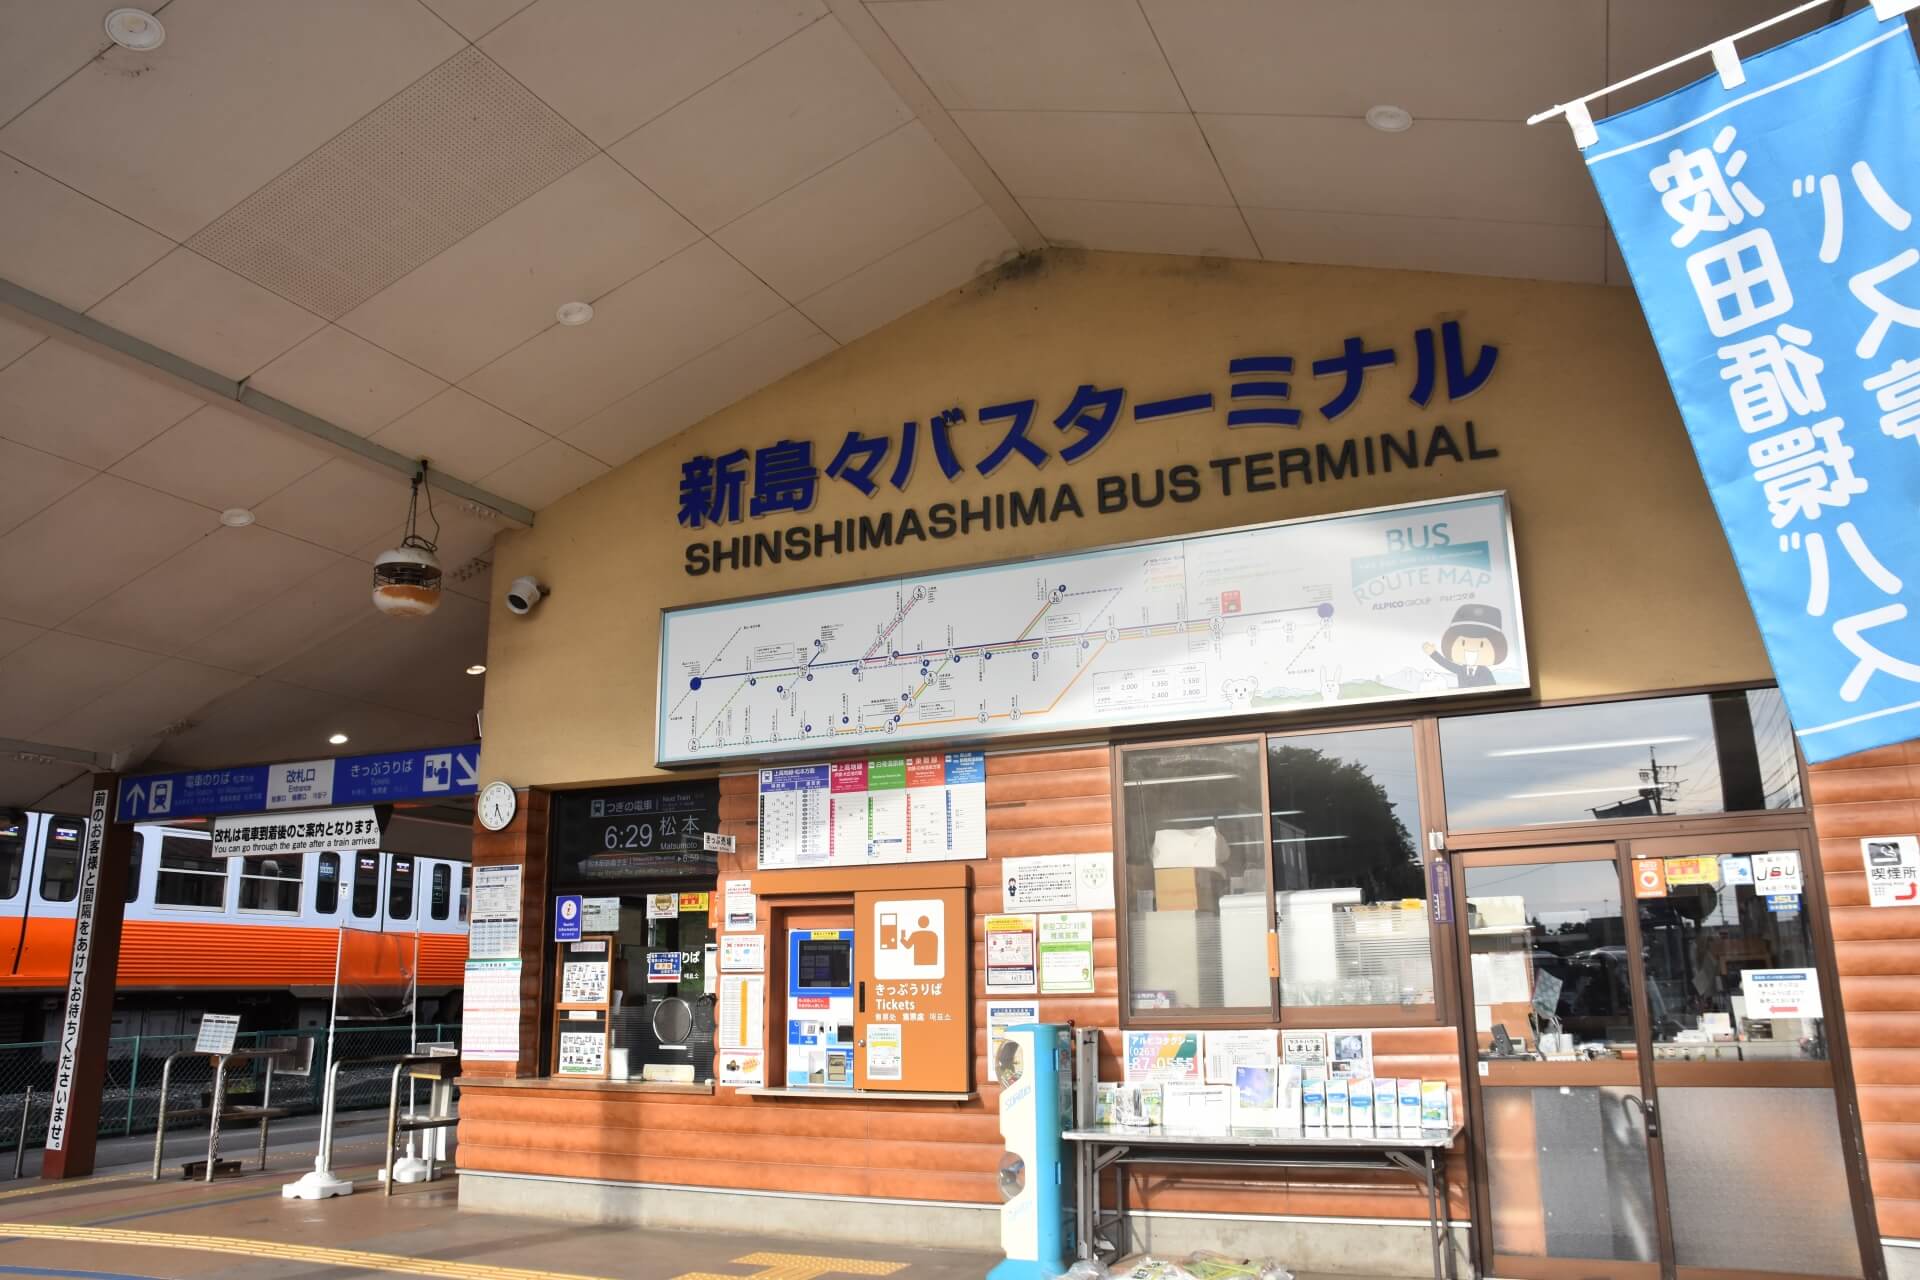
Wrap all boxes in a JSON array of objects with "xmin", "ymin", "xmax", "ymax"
[
  {"xmin": 382, "ymin": 1055, "xmax": 460, "ymax": 1196},
  {"xmin": 314, "ymin": 1052, "xmax": 438, "ymax": 1180},
  {"xmin": 151, "ymin": 1049, "xmax": 290, "ymax": 1182}
]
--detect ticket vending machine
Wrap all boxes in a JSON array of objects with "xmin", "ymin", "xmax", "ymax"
[
  {"xmin": 990, "ymin": 1021, "xmax": 1073, "ymax": 1280},
  {"xmin": 786, "ymin": 928, "xmax": 855, "ymax": 1088}
]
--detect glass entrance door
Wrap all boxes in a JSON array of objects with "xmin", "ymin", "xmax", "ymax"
[{"xmin": 1455, "ymin": 837, "xmax": 1866, "ymax": 1280}]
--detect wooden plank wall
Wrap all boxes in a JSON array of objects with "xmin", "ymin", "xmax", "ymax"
[
  {"xmin": 465, "ymin": 788, "xmax": 549, "ymax": 1080},
  {"xmin": 1811, "ymin": 735, "xmax": 1920, "ymax": 1242},
  {"xmin": 458, "ymin": 746, "xmax": 1465, "ymax": 1221}
]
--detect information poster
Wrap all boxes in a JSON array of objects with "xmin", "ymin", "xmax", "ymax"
[
  {"xmin": 1123, "ymin": 1030, "xmax": 1200, "ymax": 1083},
  {"xmin": 1742, "ymin": 967, "xmax": 1823, "ymax": 1019},
  {"xmin": 1281, "ymin": 1031, "xmax": 1327, "ymax": 1067},
  {"xmin": 866, "ymin": 1022, "xmax": 903, "ymax": 1081},
  {"xmin": 718, "ymin": 1048, "xmax": 764, "ymax": 1087},
  {"xmin": 719, "ymin": 974, "xmax": 764, "ymax": 1050},
  {"xmin": 1329, "ymin": 1030, "xmax": 1373, "ymax": 1079},
  {"xmin": 759, "ymin": 752, "xmax": 986, "ymax": 869},
  {"xmin": 724, "ymin": 880, "xmax": 756, "ymax": 931},
  {"xmin": 1202, "ymin": 1029, "xmax": 1276, "ymax": 1085},
  {"xmin": 461, "ymin": 958, "xmax": 522, "ymax": 1063},
  {"xmin": 987, "ymin": 1001, "xmax": 1041, "ymax": 1084},
  {"xmin": 720, "ymin": 934, "xmax": 766, "ymax": 972},
  {"xmin": 1037, "ymin": 912, "xmax": 1095, "ymax": 994},
  {"xmin": 1752, "ymin": 851, "xmax": 1804, "ymax": 898},
  {"xmin": 581, "ymin": 897, "xmax": 620, "ymax": 932},
  {"xmin": 561, "ymin": 960, "xmax": 609, "ymax": 1005},
  {"xmin": 467, "ymin": 865, "xmax": 522, "ymax": 961},
  {"xmin": 1865, "ymin": 836, "xmax": 1920, "ymax": 908},
  {"xmin": 195, "ymin": 1013, "xmax": 240, "ymax": 1056},
  {"xmin": 646, "ymin": 893, "xmax": 678, "ymax": 919},
  {"xmin": 647, "ymin": 952, "xmax": 684, "ymax": 983},
  {"xmin": 557, "ymin": 1030, "xmax": 605, "ymax": 1076},
  {"xmin": 985, "ymin": 914, "xmax": 1037, "ymax": 994}
]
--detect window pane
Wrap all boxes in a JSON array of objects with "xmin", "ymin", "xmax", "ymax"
[
  {"xmin": 155, "ymin": 836, "xmax": 225, "ymax": 909},
  {"xmin": 38, "ymin": 818, "xmax": 85, "ymax": 902},
  {"xmin": 1464, "ymin": 860, "xmax": 1634, "ymax": 1059},
  {"xmin": 351, "ymin": 854, "xmax": 379, "ymax": 918},
  {"xmin": 430, "ymin": 864, "xmax": 450, "ymax": 921},
  {"xmin": 1268, "ymin": 727, "xmax": 1432, "ymax": 1008},
  {"xmin": 458, "ymin": 870, "xmax": 469, "ymax": 923},
  {"xmin": 387, "ymin": 855, "xmax": 414, "ymax": 920},
  {"xmin": 124, "ymin": 840, "xmax": 141, "ymax": 903},
  {"xmin": 239, "ymin": 854, "xmax": 302, "ymax": 913},
  {"xmin": 1440, "ymin": 688, "xmax": 1803, "ymax": 830},
  {"xmin": 0, "ymin": 815, "xmax": 24, "ymax": 898},
  {"xmin": 315, "ymin": 852, "xmax": 340, "ymax": 914},
  {"xmin": 1122, "ymin": 739, "xmax": 1269, "ymax": 1014},
  {"xmin": 1638, "ymin": 850, "xmax": 1825, "ymax": 1060}
]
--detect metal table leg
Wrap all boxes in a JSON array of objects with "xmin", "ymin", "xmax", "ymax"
[{"xmin": 204, "ymin": 1056, "xmax": 227, "ymax": 1185}]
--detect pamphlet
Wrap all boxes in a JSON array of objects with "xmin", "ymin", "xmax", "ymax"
[{"xmin": 1162, "ymin": 1082, "xmax": 1233, "ymax": 1134}]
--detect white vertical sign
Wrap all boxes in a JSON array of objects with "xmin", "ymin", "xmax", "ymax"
[{"xmin": 46, "ymin": 788, "xmax": 107, "ymax": 1152}]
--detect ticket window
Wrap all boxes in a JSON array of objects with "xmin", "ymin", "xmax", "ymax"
[{"xmin": 787, "ymin": 926, "xmax": 856, "ymax": 1088}]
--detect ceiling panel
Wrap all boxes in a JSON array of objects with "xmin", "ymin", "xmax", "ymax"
[
  {"xmin": 0, "ymin": 474, "xmax": 219, "ymax": 627},
  {"xmin": 610, "ymin": 18, "xmax": 912, "ymax": 233},
  {"xmin": 56, "ymin": 657, "xmax": 252, "ymax": 757},
  {"xmin": 418, "ymin": 0, "xmax": 539, "ymax": 41},
  {"xmin": 481, "ymin": 0, "xmax": 824, "ymax": 146},
  {"xmin": 189, "ymin": 47, "xmax": 599, "ymax": 321},
  {"xmin": 0, "ymin": 438, "xmax": 91, "ymax": 538},
  {"xmin": 461, "ymin": 239, "xmax": 788, "ymax": 433},
  {"xmin": 567, "ymin": 308, "xmax": 837, "ymax": 467},
  {"xmin": 63, "ymin": 524, "xmax": 342, "ymax": 656},
  {"xmin": 89, "ymin": 248, "xmax": 325, "ymax": 380},
  {"xmin": 1203, "ymin": 115, "xmax": 1604, "ymax": 229},
  {"xmin": 269, "ymin": 592, "xmax": 489, "ymax": 723},
  {"xmin": 339, "ymin": 155, "xmax": 699, "ymax": 383},
  {"xmin": 1019, "ymin": 197, "xmax": 1258, "ymax": 260},
  {"xmin": 0, "ymin": 312, "xmax": 40, "ymax": 369},
  {"xmin": 1604, "ymin": 1, "xmax": 1833, "ymax": 115},
  {"xmin": 109, "ymin": 404, "xmax": 331, "ymax": 511},
  {"xmin": 154, "ymin": 676, "xmax": 465, "ymax": 771},
  {"xmin": 183, "ymin": 555, "xmax": 373, "ymax": 677},
  {"xmin": 249, "ymin": 457, "xmax": 414, "ymax": 555},
  {"xmin": 715, "ymin": 122, "xmax": 981, "ymax": 301},
  {"xmin": 797, "ymin": 204, "xmax": 1018, "ymax": 344},
  {"xmin": 0, "ymin": 337, "xmax": 202, "ymax": 468},
  {"xmin": 373, "ymin": 388, "xmax": 550, "ymax": 483},
  {"xmin": 1243, "ymin": 205, "xmax": 1603, "ymax": 284},
  {"xmin": 0, "ymin": 154, "xmax": 173, "ymax": 310},
  {"xmin": 0, "ymin": 1, "xmax": 110, "ymax": 127},
  {"xmin": 477, "ymin": 438, "xmax": 609, "ymax": 511},
  {"xmin": 249, "ymin": 326, "xmax": 446, "ymax": 438},
  {"xmin": 0, "ymin": 617, "xmax": 40, "ymax": 662},
  {"xmin": 0, "ymin": 0, "xmax": 464, "ymax": 241},
  {"xmin": 0, "ymin": 629, "xmax": 164, "ymax": 741},
  {"xmin": 1142, "ymin": 0, "xmax": 1604, "ymax": 121},
  {"xmin": 954, "ymin": 111, "xmax": 1234, "ymax": 206},
  {"xmin": 0, "ymin": 756, "xmax": 89, "ymax": 811},
  {"xmin": 871, "ymin": 0, "xmax": 1186, "ymax": 112}
]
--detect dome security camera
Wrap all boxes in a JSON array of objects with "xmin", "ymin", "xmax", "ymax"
[{"xmin": 505, "ymin": 576, "xmax": 546, "ymax": 616}]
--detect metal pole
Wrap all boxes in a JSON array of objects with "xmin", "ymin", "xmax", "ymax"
[
  {"xmin": 256, "ymin": 1062, "xmax": 273, "ymax": 1171},
  {"xmin": 204, "ymin": 1055, "xmax": 229, "ymax": 1184},
  {"xmin": 317, "ymin": 1056, "xmax": 345, "ymax": 1175},
  {"xmin": 383, "ymin": 1062, "xmax": 404, "ymax": 1197},
  {"xmin": 13, "ymin": 1086, "xmax": 31, "ymax": 1180},
  {"xmin": 124, "ymin": 1036, "xmax": 140, "ymax": 1138},
  {"xmin": 150, "ymin": 1056, "xmax": 175, "ymax": 1181}
]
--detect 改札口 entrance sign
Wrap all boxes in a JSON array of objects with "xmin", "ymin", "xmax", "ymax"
[
  {"xmin": 115, "ymin": 745, "xmax": 479, "ymax": 822},
  {"xmin": 657, "ymin": 493, "xmax": 1526, "ymax": 764},
  {"xmin": 1581, "ymin": 6, "xmax": 1920, "ymax": 763}
]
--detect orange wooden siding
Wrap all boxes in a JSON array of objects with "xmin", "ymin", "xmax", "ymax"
[
  {"xmin": 458, "ymin": 747, "xmax": 1468, "ymax": 1221},
  {"xmin": 1814, "ymin": 736, "xmax": 1920, "ymax": 1241}
]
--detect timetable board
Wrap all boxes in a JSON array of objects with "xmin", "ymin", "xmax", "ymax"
[{"xmin": 758, "ymin": 752, "xmax": 986, "ymax": 870}]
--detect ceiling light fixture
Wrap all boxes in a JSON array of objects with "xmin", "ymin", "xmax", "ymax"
[
  {"xmin": 556, "ymin": 301, "xmax": 594, "ymax": 327},
  {"xmin": 1365, "ymin": 104, "xmax": 1414, "ymax": 133},
  {"xmin": 328, "ymin": 732, "xmax": 350, "ymax": 746},
  {"xmin": 219, "ymin": 507, "xmax": 256, "ymax": 528},
  {"xmin": 104, "ymin": 8, "xmax": 164, "ymax": 50},
  {"xmin": 466, "ymin": 664, "xmax": 487, "ymax": 676},
  {"xmin": 372, "ymin": 461, "xmax": 443, "ymax": 618}
]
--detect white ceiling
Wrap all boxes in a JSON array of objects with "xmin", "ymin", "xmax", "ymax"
[{"xmin": 0, "ymin": 0, "xmax": 1863, "ymax": 808}]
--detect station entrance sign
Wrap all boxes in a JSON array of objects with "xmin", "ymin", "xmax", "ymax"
[{"xmin": 115, "ymin": 745, "xmax": 480, "ymax": 823}]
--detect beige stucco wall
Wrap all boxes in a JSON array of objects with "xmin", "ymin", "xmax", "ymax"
[{"xmin": 478, "ymin": 250, "xmax": 1770, "ymax": 789}]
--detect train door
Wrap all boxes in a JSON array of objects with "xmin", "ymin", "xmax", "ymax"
[
  {"xmin": 382, "ymin": 854, "xmax": 416, "ymax": 932},
  {"xmin": 19, "ymin": 815, "xmax": 86, "ymax": 984},
  {"xmin": 0, "ymin": 812, "xmax": 29, "ymax": 973},
  {"xmin": 347, "ymin": 851, "xmax": 382, "ymax": 929}
]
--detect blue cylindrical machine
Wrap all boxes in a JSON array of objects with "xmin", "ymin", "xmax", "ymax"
[{"xmin": 989, "ymin": 1021, "xmax": 1073, "ymax": 1279}]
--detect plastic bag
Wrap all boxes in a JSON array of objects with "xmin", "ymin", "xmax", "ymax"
[
  {"xmin": 1059, "ymin": 1263, "xmax": 1110, "ymax": 1280},
  {"xmin": 1180, "ymin": 1251, "xmax": 1292, "ymax": 1280}
]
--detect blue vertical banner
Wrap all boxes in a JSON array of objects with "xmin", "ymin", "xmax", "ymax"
[{"xmin": 1584, "ymin": 7, "xmax": 1920, "ymax": 764}]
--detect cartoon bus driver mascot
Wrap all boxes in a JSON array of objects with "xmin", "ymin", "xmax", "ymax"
[{"xmin": 1424, "ymin": 603, "xmax": 1508, "ymax": 689}]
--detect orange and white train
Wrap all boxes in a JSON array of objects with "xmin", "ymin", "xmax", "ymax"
[{"xmin": 0, "ymin": 811, "xmax": 467, "ymax": 1042}]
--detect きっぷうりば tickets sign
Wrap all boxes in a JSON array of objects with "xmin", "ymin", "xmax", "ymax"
[{"xmin": 1580, "ymin": 6, "xmax": 1920, "ymax": 763}]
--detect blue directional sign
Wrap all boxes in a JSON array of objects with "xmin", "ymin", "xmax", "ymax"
[{"xmin": 115, "ymin": 745, "xmax": 481, "ymax": 823}]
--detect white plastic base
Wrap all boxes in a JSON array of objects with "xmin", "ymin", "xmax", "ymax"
[
  {"xmin": 281, "ymin": 1168, "xmax": 355, "ymax": 1199},
  {"xmin": 383, "ymin": 1157, "xmax": 440, "ymax": 1185}
]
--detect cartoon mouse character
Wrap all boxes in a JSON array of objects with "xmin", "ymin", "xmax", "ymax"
[{"xmin": 1424, "ymin": 603, "xmax": 1508, "ymax": 688}]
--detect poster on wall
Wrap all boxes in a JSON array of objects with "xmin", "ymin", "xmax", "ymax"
[
  {"xmin": 460, "ymin": 958, "xmax": 521, "ymax": 1063},
  {"xmin": 987, "ymin": 1001, "xmax": 1041, "ymax": 1084},
  {"xmin": 719, "ymin": 974, "xmax": 764, "ymax": 1050},
  {"xmin": 718, "ymin": 1048, "xmax": 764, "ymax": 1087},
  {"xmin": 467, "ymin": 865, "xmax": 521, "ymax": 961},
  {"xmin": 720, "ymin": 934, "xmax": 766, "ymax": 971},
  {"xmin": 1865, "ymin": 836, "xmax": 1920, "ymax": 908},
  {"xmin": 557, "ymin": 1030, "xmax": 605, "ymax": 1076},
  {"xmin": 1037, "ymin": 913, "xmax": 1095, "ymax": 994},
  {"xmin": 1003, "ymin": 854, "xmax": 1115, "ymax": 912},
  {"xmin": 756, "ymin": 753, "xmax": 987, "ymax": 869},
  {"xmin": 560, "ymin": 960, "xmax": 609, "ymax": 1005},
  {"xmin": 724, "ymin": 880, "xmax": 756, "ymax": 930},
  {"xmin": 1123, "ymin": 1030, "xmax": 1200, "ymax": 1083},
  {"xmin": 659, "ymin": 494, "xmax": 1526, "ymax": 765},
  {"xmin": 985, "ymin": 914, "xmax": 1037, "ymax": 994}
]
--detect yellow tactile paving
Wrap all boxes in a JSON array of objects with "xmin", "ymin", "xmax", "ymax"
[
  {"xmin": 0, "ymin": 1172, "xmax": 146, "ymax": 1201},
  {"xmin": 0, "ymin": 1221, "xmax": 613, "ymax": 1280},
  {"xmin": 672, "ymin": 1257, "xmax": 908, "ymax": 1280}
]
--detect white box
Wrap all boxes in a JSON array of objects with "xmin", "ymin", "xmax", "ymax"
[
  {"xmin": 1347, "ymin": 1076, "xmax": 1374, "ymax": 1137},
  {"xmin": 1219, "ymin": 893, "xmax": 1272, "ymax": 1008},
  {"xmin": 1327, "ymin": 1076, "xmax": 1349, "ymax": 1129},
  {"xmin": 1421, "ymin": 1080, "xmax": 1451, "ymax": 1130},
  {"xmin": 1279, "ymin": 1064, "xmax": 1303, "ymax": 1128},
  {"xmin": 1133, "ymin": 911, "xmax": 1222, "ymax": 1008},
  {"xmin": 1151, "ymin": 826, "xmax": 1227, "ymax": 869},
  {"xmin": 1301, "ymin": 1069, "xmax": 1326, "ymax": 1130},
  {"xmin": 1374, "ymin": 1078, "xmax": 1399, "ymax": 1136},
  {"xmin": 1397, "ymin": 1079, "xmax": 1422, "ymax": 1133}
]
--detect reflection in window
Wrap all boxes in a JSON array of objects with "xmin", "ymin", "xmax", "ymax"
[
  {"xmin": 1122, "ymin": 740, "xmax": 1270, "ymax": 1014},
  {"xmin": 1268, "ymin": 727, "xmax": 1432, "ymax": 1008},
  {"xmin": 0, "ymin": 816, "xmax": 21, "ymax": 900},
  {"xmin": 1440, "ymin": 688, "xmax": 1802, "ymax": 830},
  {"xmin": 1464, "ymin": 860, "xmax": 1634, "ymax": 1058},
  {"xmin": 430, "ymin": 864, "xmax": 450, "ymax": 921},
  {"xmin": 1640, "ymin": 851, "xmax": 1824, "ymax": 1060},
  {"xmin": 38, "ymin": 820, "xmax": 84, "ymax": 902},
  {"xmin": 315, "ymin": 852, "xmax": 340, "ymax": 914},
  {"xmin": 351, "ymin": 854, "xmax": 379, "ymax": 919},
  {"xmin": 155, "ymin": 837, "xmax": 226, "ymax": 909},
  {"xmin": 387, "ymin": 856, "xmax": 414, "ymax": 921},
  {"xmin": 239, "ymin": 854, "xmax": 302, "ymax": 912},
  {"xmin": 124, "ymin": 840, "xmax": 142, "ymax": 903}
]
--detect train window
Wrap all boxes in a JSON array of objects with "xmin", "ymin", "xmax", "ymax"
[
  {"xmin": 0, "ymin": 815, "xmax": 24, "ymax": 898},
  {"xmin": 458, "ymin": 868, "xmax": 469, "ymax": 923},
  {"xmin": 155, "ymin": 837, "xmax": 226, "ymax": 909},
  {"xmin": 239, "ymin": 854, "xmax": 301, "ymax": 913},
  {"xmin": 38, "ymin": 819, "xmax": 85, "ymax": 902},
  {"xmin": 387, "ymin": 855, "xmax": 414, "ymax": 921},
  {"xmin": 351, "ymin": 854, "xmax": 378, "ymax": 919},
  {"xmin": 429, "ymin": 864, "xmax": 450, "ymax": 921},
  {"xmin": 316, "ymin": 853, "xmax": 340, "ymax": 914},
  {"xmin": 124, "ymin": 839, "xmax": 142, "ymax": 903}
]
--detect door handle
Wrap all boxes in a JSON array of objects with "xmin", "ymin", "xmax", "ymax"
[
  {"xmin": 858, "ymin": 980, "xmax": 865, "ymax": 1013},
  {"xmin": 1621, "ymin": 1093, "xmax": 1659, "ymax": 1139}
]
